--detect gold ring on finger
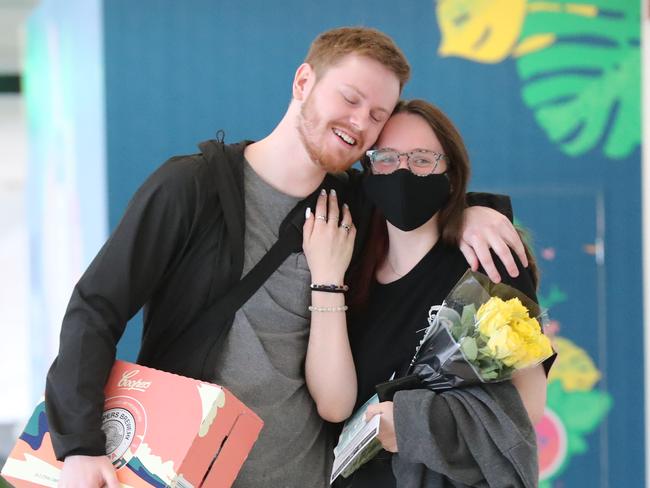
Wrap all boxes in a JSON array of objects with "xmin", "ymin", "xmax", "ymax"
[{"xmin": 316, "ymin": 215, "xmax": 327, "ymax": 222}]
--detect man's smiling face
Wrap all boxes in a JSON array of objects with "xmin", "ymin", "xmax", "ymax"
[{"xmin": 296, "ymin": 54, "xmax": 401, "ymax": 173}]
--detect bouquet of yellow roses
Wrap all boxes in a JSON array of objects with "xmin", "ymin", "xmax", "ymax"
[{"xmin": 376, "ymin": 270, "xmax": 553, "ymax": 400}]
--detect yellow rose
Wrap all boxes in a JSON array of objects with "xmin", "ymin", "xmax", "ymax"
[
  {"xmin": 511, "ymin": 317, "xmax": 541, "ymax": 340},
  {"xmin": 476, "ymin": 297, "xmax": 511, "ymax": 336},
  {"xmin": 503, "ymin": 297, "xmax": 531, "ymax": 320},
  {"xmin": 502, "ymin": 336, "xmax": 527, "ymax": 367},
  {"xmin": 514, "ymin": 334, "xmax": 553, "ymax": 369},
  {"xmin": 476, "ymin": 295, "xmax": 551, "ymax": 372},
  {"xmin": 486, "ymin": 325, "xmax": 525, "ymax": 363},
  {"xmin": 514, "ymin": 342, "xmax": 540, "ymax": 369},
  {"xmin": 535, "ymin": 334, "xmax": 554, "ymax": 360}
]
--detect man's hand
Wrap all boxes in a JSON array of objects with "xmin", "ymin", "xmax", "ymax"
[
  {"xmin": 59, "ymin": 455, "xmax": 120, "ymax": 488},
  {"xmin": 460, "ymin": 206, "xmax": 528, "ymax": 283},
  {"xmin": 365, "ymin": 401, "xmax": 398, "ymax": 453}
]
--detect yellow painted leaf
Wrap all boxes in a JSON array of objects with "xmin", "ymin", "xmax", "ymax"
[
  {"xmin": 437, "ymin": 0, "xmax": 527, "ymax": 63},
  {"xmin": 513, "ymin": 33, "xmax": 556, "ymax": 57},
  {"xmin": 548, "ymin": 336, "xmax": 601, "ymax": 391}
]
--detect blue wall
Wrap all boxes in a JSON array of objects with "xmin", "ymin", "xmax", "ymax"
[{"xmin": 75, "ymin": 1, "xmax": 644, "ymax": 486}]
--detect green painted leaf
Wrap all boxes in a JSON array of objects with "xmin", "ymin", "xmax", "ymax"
[
  {"xmin": 516, "ymin": 2, "xmax": 640, "ymax": 159},
  {"xmin": 521, "ymin": 10, "xmax": 636, "ymax": 41},
  {"xmin": 568, "ymin": 432, "xmax": 589, "ymax": 455},
  {"xmin": 546, "ymin": 380, "xmax": 612, "ymax": 442},
  {"xmin": 538, "ymin": 284, "xmax": 568, "ymax": 310},
  {"xmin": 555, "ymin": 389, "xmax": 612, "ymax": 432}
]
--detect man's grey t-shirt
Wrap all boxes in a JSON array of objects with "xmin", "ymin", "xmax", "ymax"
[{"xmin": 211, "ymin": 161, "xmax": 332, "ymax": 488}]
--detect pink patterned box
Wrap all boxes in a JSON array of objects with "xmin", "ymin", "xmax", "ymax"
[{"xmin": 1, "ymin": 360, "xmax": 263, "ymax": 487}]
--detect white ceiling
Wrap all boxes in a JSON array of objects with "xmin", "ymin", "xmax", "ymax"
[{"xmin": 0, "ymin": 0, "xmax": 39, "ymax": 74}]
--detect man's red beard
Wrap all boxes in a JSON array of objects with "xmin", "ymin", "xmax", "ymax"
[{"xmin": 297, "ymin": 94, "xmax": 364, "ymax": 173}]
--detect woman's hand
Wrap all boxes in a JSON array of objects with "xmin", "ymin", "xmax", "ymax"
[
  {"xmin": 303, "ymin": 188, "xmax": 358, "ymax": 422},
  {"xmin": 460, "ymin": 206, "xmax": 528, "ymax": 283},
  {"xmin": 365, "ymin": 401, "xmax": 398, "ymax": 453},
  {"xmin": 303, "ymin": 188, "xmax": 356, "ymax": 284}
]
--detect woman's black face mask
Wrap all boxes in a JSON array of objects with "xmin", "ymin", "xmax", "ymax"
[{"xmin": 362, "ymin": 169, "xmax": 451, "ymax": 231}]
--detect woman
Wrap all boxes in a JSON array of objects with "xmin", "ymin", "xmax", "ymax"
[{"xmin": 303, "ymin": 99, "xmax": 553, "ymax": 487}]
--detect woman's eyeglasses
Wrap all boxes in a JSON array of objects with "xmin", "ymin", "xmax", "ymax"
[{"xmin": 365, "ymin": 149, "xmax": 447, "ymax": 176}]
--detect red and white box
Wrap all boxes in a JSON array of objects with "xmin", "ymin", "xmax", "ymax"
[{"xmin": 1, "ymin": 360, "xmax": 263, "ymax": 487}]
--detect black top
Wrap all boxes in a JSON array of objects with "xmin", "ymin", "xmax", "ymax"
[
  {"xmin": 346, "ymin": 241, "xmax": 540, "ymax": 488},
  {"xmin": 45, "ymin": 141, "xmax": 249, "ymax": 459}
]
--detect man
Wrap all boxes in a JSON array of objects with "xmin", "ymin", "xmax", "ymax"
[{"xmin": 50, "ymin": 27, "xmax": 527, "ymax": 487}]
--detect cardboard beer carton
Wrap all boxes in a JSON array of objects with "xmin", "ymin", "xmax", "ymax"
[{"xmin": 1, "ymin": 360, "xmax": 263, "ymax": 488}]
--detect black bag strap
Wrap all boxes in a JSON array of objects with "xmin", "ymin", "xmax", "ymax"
[
  {"xmin": 197, "ymin": 224, "xmax": 301, "ymax": 377},
  {"xmin": 194, "ymin": 175, "xmax": 352, "ymax": 378},
  {"xmin": 152, "ymin": 222, "xmax": 301, "ymax": 379},
  {"xmin": 151, "ymin": 143, "xmax": 350, "ymax": 378}
]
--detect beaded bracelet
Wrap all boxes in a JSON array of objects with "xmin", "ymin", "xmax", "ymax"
[
  {"xmin": 308, "ymin": 305, "xmax": 349, "ymax": 313},
  {"xmin": 310, "ymin": 283, "xmax": 349, "ymax": 293}
]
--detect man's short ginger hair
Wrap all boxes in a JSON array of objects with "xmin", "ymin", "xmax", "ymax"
[{"xmin": 304, "ymin": 27, "xmax": 411, "ymax": 91}]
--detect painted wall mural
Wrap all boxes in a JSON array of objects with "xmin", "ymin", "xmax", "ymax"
[
  {"xmin": 530, "ymin": 235, "xmax": 611, "ymax": 484},
  {"xmin": 537, "ymin": 334, "xmax": 612, "ymax": 485},
  {"xmin": 433, "ymin": 1, "xmax": 640, "ymax": 483},
  {"xmin": 436, "ymin": 0, "xmax": 640, "ymax": 159},
  {"xmin": 534, "ymin": 248, "xmax": 612, "ymax": 484}
]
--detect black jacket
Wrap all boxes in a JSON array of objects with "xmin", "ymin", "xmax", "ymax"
[{"xmin": 44, "ymin": 140, "xmax": 366, "ymax": 459}]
